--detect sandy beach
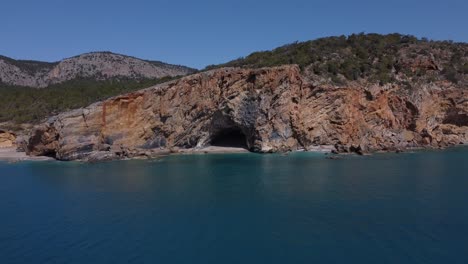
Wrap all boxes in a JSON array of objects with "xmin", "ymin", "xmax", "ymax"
[
  {"xmin": 177, "ymin": 146, "xmax": 250, "ymax": 154},
  {"xmin": 0, "ymin": 148, "xmax": 54, "ymax": 162}
]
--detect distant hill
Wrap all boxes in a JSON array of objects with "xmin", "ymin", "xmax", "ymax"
[
  {"xmin": 0, "ymin": 52, "xmax": 196, "ymax": 123},
  {"xmin": 0, "ymin": 52, "xmax": 196, "ymax": 88}
]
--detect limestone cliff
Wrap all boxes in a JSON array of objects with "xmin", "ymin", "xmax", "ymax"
[
  {"xmin": 0, "ymin": 130, "xmax": 16, "ymax": 148},
  {"xmin": 26, "ymin": 65, "xmax": 468, "ymax": 161}
]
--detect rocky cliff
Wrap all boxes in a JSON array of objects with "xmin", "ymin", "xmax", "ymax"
[
  {"xmin": 0, "ymin": 130, "xmax": 16, "ymax": 148},
  {"xmin": 26, "ymin": 65, "xmax": 468, "ymax": 161},
  {"xmin": 0, "ymin": 52, "xmax": 195, "ymax": 88}
]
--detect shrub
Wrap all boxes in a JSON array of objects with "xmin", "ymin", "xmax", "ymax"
[
  {"xmin": 442, "ymin": 66, "xmax": 459, "ymax": 84},
  {"xmin": 462, "ymin": 63, "xmax": 468, "ymax": 74}
]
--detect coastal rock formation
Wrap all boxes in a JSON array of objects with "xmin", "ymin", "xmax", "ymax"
[
  {"xmin": 26, "ymin": 65, "xmax": 468, "ymax": 161},
  {"xmin": 0, "ymin": 130, "xmax": 16, "ymax": 148}
]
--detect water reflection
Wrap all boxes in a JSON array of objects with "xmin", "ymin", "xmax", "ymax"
[{"xmin": 0, "ymin": 148, "xmax": 467, "ymax": 263}]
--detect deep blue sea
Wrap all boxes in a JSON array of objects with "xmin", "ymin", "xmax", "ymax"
[{"xmin": 1, "ymin": 148, "xmax": 468, "ymax": 264}]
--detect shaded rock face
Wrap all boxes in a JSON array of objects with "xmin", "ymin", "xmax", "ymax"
[
  {"xmin": 27, "ymin": 65, "xmax": 468, "ymax": 160},
  {"xmin": 0, "ymin": 130, "xmax": 16, "ymax": 148}
]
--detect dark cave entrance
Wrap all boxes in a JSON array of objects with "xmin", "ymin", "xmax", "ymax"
[{"xmin": 210, "ymin": 127, "xmax": 248, "ymax": 149}]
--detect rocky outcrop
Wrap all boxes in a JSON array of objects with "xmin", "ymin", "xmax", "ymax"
[
  {"xmin": 0, "ymin": 130, "xmax": 16, "ymax": 148},
  {"xmin": 0, "ymin": 52, "xmax": 195, "ymax": 88},
  {"xmin": 26, "ymin": 65, "xmax": 468, "ymax": 161}
]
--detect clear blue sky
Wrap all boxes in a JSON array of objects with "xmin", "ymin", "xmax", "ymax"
[{"xmin": 1, "ymin": 0, "xmax": 467, "ymax": 69}]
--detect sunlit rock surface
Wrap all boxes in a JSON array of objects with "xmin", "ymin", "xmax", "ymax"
[{"xmin": 27, "ymin": 65, "xmax": 468, "ymax": 160}]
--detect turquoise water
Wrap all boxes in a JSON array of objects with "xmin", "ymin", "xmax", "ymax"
[{"xmin": 1, "ymin": 148, "xmax": 468, "ymax": 263}]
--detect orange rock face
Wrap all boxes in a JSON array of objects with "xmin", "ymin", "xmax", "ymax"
[
  {"xmin": 27, "ymin": 66, "xmax": 468, "ymax": 160},
  {"xmin": 0, "ymin": 130, "xmax": 16, "ymax": 148}
]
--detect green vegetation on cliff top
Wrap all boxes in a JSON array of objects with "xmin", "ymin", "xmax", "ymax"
[{"xmin": 207, "ymin": 33, "xmax": 467, "ymax": 85}]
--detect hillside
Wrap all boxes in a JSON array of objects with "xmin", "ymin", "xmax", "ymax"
[
  {"xmin": 206, "ymin": 33, "xmax": 468, "ymax": 87},
  {"xmin": 0, "ymin": 77, "xmax": 176, "ymax": 123},
  {"xmin": 0, "ymin": 52, "xmax": 196, "ymax": 123},
  {"xmin": 0, "ymin": 52, "xmax": 195, "ymax": 88}
]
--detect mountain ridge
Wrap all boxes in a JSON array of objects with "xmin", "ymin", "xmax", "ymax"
[{"xmin": 0, "ymin": 51, "xmax": 196, "ymax": 88}]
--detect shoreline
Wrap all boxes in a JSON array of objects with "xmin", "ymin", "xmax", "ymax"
[
  {"xmin": 2, "ymin": 144, "xmax": 467, "ymax": 163},
  {"xmin": 0, "ymin": 148, "xmax": 54, "ymax": 163},
  {"xmin": 177, "ymin": 146, "xmax": 251, "ymax": 154}
]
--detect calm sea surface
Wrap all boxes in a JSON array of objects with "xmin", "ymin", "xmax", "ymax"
[{"xmin": 1, "ymin": 148, "xmax": 468, "ymax": 263}]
